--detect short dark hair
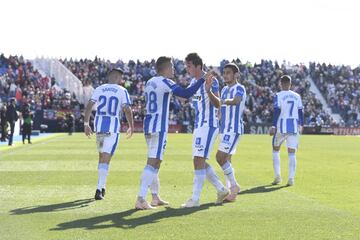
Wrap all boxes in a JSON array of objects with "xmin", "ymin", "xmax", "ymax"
[
  {"xmin": 156, "ymin": 56, "xmax": 172, "ymax": 73},
  {"xmin": 185, "ymin": 53, "xmax": 203, "ymax": 68},
  {"xmin": 224, "ymin": 63, "xmax": 239, "ymax": 74},
  {"xmin": 280, "ymin": 75, "xmax": 291, "ymax": 85},
  {"xmin": 109, "ymin": 68, "xmax": 124, "ymax": 75}
]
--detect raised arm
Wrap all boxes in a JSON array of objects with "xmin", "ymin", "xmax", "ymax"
[
  {"xmin": 164, "ymin": 78, "xmax": 205, "ymax": 99},
  {"xmin": 204, "ymin": 73, "xmax": 220, "ymax": 108}
]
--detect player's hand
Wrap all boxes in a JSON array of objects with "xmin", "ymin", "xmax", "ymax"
[
  {"xmin": 298, "ymin": 126, "xmax": 303, "ymax": 134},
  {"xmin": 126, "ymin": 127, "xmax": 133, "ymax": 139},
  {"xmin": 269, "ymin": 126, "xmax": 276, "ymax": 136},
  {"xmin": 204, "ymin": 72, "xmax": 214, "ymax": 93},
  {"xmin": 84, "ymin": 125, "xmax": 93, "ymax": 138}
]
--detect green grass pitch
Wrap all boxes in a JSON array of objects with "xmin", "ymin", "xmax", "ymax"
[{"xmin": 0, "ymin": 133, "xmax": 359, "ymax": 240}]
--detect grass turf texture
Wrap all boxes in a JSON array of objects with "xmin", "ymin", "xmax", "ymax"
[{"xmin": 0, "ymin": 133, "xmax": 359, "ymax": 240}]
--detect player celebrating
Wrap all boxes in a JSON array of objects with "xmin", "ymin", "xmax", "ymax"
[
  {"xmin": 84, "ymin": 68, "xmax": 134, "ymax": 200},
  {"xmin": 181, "ymin": 53, "xmax": 229, "ymax": 208},
  {"xmin": 270, "ymin": 75, "xmax": 304, "ymax": 186},
  {"xmin": 206, "ymin": 63, "xmax": 245, "ymax": 202},
  {"xmin": 135, "ymin": 56, "xmax": 206, "ymax": 210}
]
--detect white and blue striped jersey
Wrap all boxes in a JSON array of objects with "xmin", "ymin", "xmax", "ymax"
[
  {"xmin": 274, "ymin": 90, "xmax": 303, "ymax": 134},
  {"xmin": 143, "ymin": 76, "xmax": 175, "ymax": 134},
  {"xmin": 220, "ymin": 83, "xmax": 246, "ymax": 134},
  {"xmin": 191, "ymin": 78, "xmax": 219, "ymax": 129},
  {"xmin": 90, "ymin": 84, "xmax": 131, "ymax": 133}
]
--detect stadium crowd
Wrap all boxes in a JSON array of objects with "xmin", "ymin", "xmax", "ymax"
[
  {"xmin": 310, "ymin": 63, "xmax": 360, "ymax": 127},
  {"xmin": 1, "ymin": 53, "xmax": 359, "ymax": 139}
]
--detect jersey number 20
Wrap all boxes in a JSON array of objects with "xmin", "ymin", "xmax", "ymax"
[{"xmin": 97, "ymin": 96, "xmax": 119, "ymax": 116}]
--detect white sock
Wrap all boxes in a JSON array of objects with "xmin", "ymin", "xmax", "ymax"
[
  {"xmin": 206, "ymin": 164, "xmax": 225, "ymax": 191},
  {"xmin": 151, "ymin": 170, "xmax": 160, "ymax": 195},
  {"xmin": 272, "ymin": 151, "xmax": 281, "ymax": 178},
  {"xmin": 224, "ymin": 175, "xmax": 231, "ymax": 188},
  {"xmin": 97, "ymin": 163, "xmax": 109, "ymax": 190},
  {"xmin": 222, "ymin": 161, "xmax": 237, "ymax": 187},
  {"xmin": 138, "ymin": 165, "xmax": 157, "ymax": 199},
  {"xmin": 288, "ymin": 153, "xmax": 296, "ymax": 179},
  {"xmin": 192, "ymin": 169, "xmax": 206, "ymax": 202}
]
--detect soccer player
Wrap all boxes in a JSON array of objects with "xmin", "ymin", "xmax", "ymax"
[
  {"xmin": 84, "ymin": 68, "xmax": 134, "ymax": 200},
  {"xmin": 206, "ymin": 63, "xmax": 245, "ymax": 202},
  {"xmin": 135, "ymin": 56, "xmax": 206, "ymax": 210},
  {"xmin": 269, "ymin": 75, "xmax": 304, "ymax": 186},
  {"xmin": 181, "ymin": 53, "xmax": 229, "ymax": 208}
]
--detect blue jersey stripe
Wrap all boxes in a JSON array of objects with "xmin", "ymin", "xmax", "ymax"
[
  {"xmin": 125, "ymin": 91, "xmax": 131, "ymax": 104},
  {"xmin": 162, "ymin": 78, "xmax": 174, "ymax": 89},
  {"xmin": 204, "ymin": 127, "xmax": 216, "ymax": 158},
  {"xmin": 161, "ymin": 93, "xmax": 170, "ymax": 132},
  {"xmin": 193, "ymin": 101, "xmax": 199, "ymax": 129},
  {"xmin": 280, "ymin": 119, "xmax": 283, "ymax": 133},
  {"xmin": 229, "ymin": 133, "xmax": 240, "ymax": 153},
  {"xmin": 114, "ymin": 117, "xmax": 118, "ymax": 132},
  {"xmin": 200, "ymin": 85, "xmax": 206, "ymax": 127},
  {"xmin": 286, "ymin": 119, "xmax": 295, "ymax": 133},
  {"xmin": 95, "ymin": 116, "xmax": 99, "ymax": 131},
  {"xmin": 144, "ymin": 114, "xmax": 151, "ymax": 134},
  {"xmin": 110, "ymin": 134, "xmax": 120, "ymax": 155},
  {"xmin": 152, "ymin": 114, "xmax": 159, "ymax": 132},
  {"xmin": 220, "ymin": 106, "xmax": 226, "ymax": 133},
  {"xmin": 209, "ymin": 103, "xmax": 214, "ymax": 128},
  {"xmin": 156, "ymin": 132, "xmax": 165, "ymax": 159},
  {"xmin": 100, "ymin": 116, "xmax": 111, "ymax": 133},
  {"xmin": 234, "ymin": 103, "xmax": 240, "ymax": 133},
  {"xmin": 227, "ymin": 89, "xmax": 234, "ymax": 132}
]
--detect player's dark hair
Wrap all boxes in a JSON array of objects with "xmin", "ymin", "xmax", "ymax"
[
  {"xmin": 224, "ymin": 63, "xmax": 239, "ymax": 74},
  {"xmin": 156, "ymin": 56, "xmax": 172, "ymax": 73},
  {"xmin": 185, "ymin": 53, "xmax": 203, "ymax": 68},
  {"xmin": 280, "ymin": 75, "xmax": 291, "ymax": 85}
]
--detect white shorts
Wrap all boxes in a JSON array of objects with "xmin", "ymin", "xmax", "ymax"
[
  {"xmin": 218, "ymin": 132, "xmax": 242, "ymax": 155},
  {"xmin": 272, "ymin": 133, "xmax": 299, "ymax": 149},
  {"xmin": 192, "ymin": 127, "xmax": 219, "ymax": 159},
  {"xmin": 145, "ymin": 132, "xmax": 167, "ymax": 160},
  {"xmin": 96, "ymin": 133, "xmax": 120, "ymax": 155}
]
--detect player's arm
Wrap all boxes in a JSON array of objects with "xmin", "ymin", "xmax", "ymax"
[
  {"xmin": 164, "ymin": 78, "xmax": 205, "ymax": 99},
  {"xmin": 270, "ymin": 94, "xmax": 280, "ymax": 136},
  {"xmin": 298, "ymin": 99, "xmax": 304, "ymax": 134},
  {"xmin": 84, "ymin": 100, "xmax": 95, "ymax": 138},
  {"xmin": 222, "ymin": 96, "xmax": 242, "ymax": 106},
  {"xmin": 123, "ymin": 104, "xmax": 134, "ymax": 139},
  {"xmin": 204, "ymin": 73, "xmax": 221, "ymax": 108}
]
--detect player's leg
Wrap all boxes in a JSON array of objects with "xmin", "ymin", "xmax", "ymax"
[
  {"xmin": 286, "ymin": 134, "xmax": 298, "ymax": 186},
  {"xmin": 136, "ymin": 132, "xmax": 166, "ymax": 210},
  {"xmin": 94, "ymin": 133, "xmax": 119, "ymax": 200},
  {"xmin": 205, "ymin": 130, "xmax": 228, "ymax": 193},
  {"xmin": 272, "ymin": 133, "xmax": 285, "ymax": 185},
  {"xmin": 217, "ymin": 133, "xmax": 241, "ymax": 191},
  {"xmin": 182, "ymin": 128, "xmax": 207, "ymax": 208},
  {"xmin": 182, "ymin": 127, "xmax": 228, "ymax": 207},
  {"xmin": 150, "ymin": 133, "xmax": 168, "ymax": 206}
]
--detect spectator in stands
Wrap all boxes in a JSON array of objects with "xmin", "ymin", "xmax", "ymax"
[
  {"xmin": 0, "ymin": 104, "xmax": 7, "ymax": 141},
  {"xmin": 6, "ymin": 98, "xmax": 18, "ymax": 146},
  {"xmin": 21, "ymin": 103, "xmax": 32, "ymax": 144}
]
